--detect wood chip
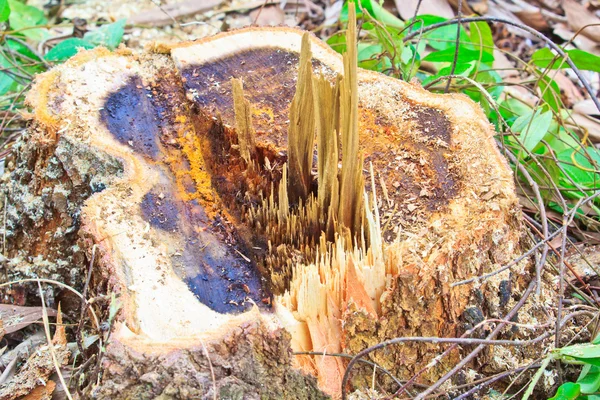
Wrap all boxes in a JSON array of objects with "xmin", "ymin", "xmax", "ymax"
[{"xmin": 20, "ymin": 381, "xmax": 56, "ymax": 400}]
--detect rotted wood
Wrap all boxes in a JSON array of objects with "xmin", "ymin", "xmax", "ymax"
[{"xmin": 1, "ymin": 17, "xmax": 552, "ymax": 400}]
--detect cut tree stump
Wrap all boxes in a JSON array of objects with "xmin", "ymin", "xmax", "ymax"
[{"xmin": 2, "ymin": 24, "xmax": 552, "ymax": 399}]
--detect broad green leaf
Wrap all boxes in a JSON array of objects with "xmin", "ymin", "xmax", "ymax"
[
  {"xmin": 560, "ymin": 49, "xmax": 600, "ymax": 72},
  {"xmin": 539, "ymin": 75, "xmax": 562, "ymax": 113},
  {"xmin": 556, "ymin": 344, "xmax": 600, "ymax": 360},
  {"xmin": 7, "ymin": 0, "xmax": 48, "ymax": 41},
  {"xmin": 437, "ymin": 62, "xmax": 474, "ymax": 77},
  {"xmin": 400, "ymin": 43, "xmax": 422, "ymax": 80},
  {"xmin": 578, "ymin": 364, "xmax": 600, "ymax": 394},
  {"xmin": 362, "ymin": 21, "xmax": 375, "ymax": 30},
  {"xmin": 372, "ymin": 23, "xmax": 401, "ymax": 64},
  {"xmin": 327, "ymin": 31, "xmax": 346, "ymax": 54},
  {"xmin": 0, "ymin": 53, "xmax": 20, "ymax": 95},
  {"xmin": 423, "ymin": 46, "xmax": 494, "ymax": 64},
  {"xmin": 0, "ymin": 0, "xmax": 10, "ymax": 23},
  {"xmin": 499, "ymin": 98, "xmax": 531, "ymax": 124},
  {"xmin": 401, "ymin": 45, "xmax": 413, "ymax": 64},
  {"xmin": 83, "ymin": 19, "xmax": 126, "ymax": 50},
  {"xmin": 469, "ymin": 21, "xmax": 494, "ymax": 58},
  {"xmin": 45, "ymin": 38, "xmax": 96, "ymax": 62},
  {"xmin": 6, "ymin": 37, "xmax": 40, "ymax": 61},
  {"xmin": 512, "ymin": 108, "xmax": 552, "ymax": 151},
  {"xmin": 422, "ymin": 62, "xmax": 474, "ymax": 87},
  {"xmin": 357, "ymin": 43, "xmax": 390, "ymax": 71},
  {"xmin": 358, "ymin": 42, "xmax": 382, "ymax": 60},
  {"xmin": 545, "ymin": 127, "xmax": 581, "ymax": 154},
  {"xmin": 407, "ymin": 14, "xmax": 470, "ymax": 51},
  {"xmin": 364, "ymin": 0, "xmax": 403, "ymax": 29},
  {"xmin": 468, "ymin": 66, "xmax": 503, "ymax": 101},
  {"xmin": 532, "ymin": 47, "xmax": 600, "ymax": 73},
  {"xmin": 341, "ymin": 0, "xmax": 404, "ymax": 29},
  {"xmin": 532, "ymin": 48, "xmax": 561, "ymax": 68},
  {"xmin": 548, "ymin": 382, "xmax": 581, "ymax": 400},
  {"xmin": 593, "ymin": 331, "xmax": 600, "ymax": 345},
  {"xmin": 556, "ymin": 148, "xmax": 600, "ymax": 189}
]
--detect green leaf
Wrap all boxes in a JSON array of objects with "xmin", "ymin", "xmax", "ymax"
[
  {"xmin": 0, "ymin": 0, "xmax": 10, "ymax": 23},
  {"xmin": 407, "ymin": 14, "xmax": 470, "ymax": 51},
  {"xmin": 327, "ymin": 31, "xmax": 346, "ymax": 54},
  {"xmin": 364, "ymin": 0, "xmax": 403, "ymax": 29},
  {"xmin": 6, "ymin": 38, "xmax": 40, "ymax": 61},
  {"xmin": 357, "ymin": 42, "xmax": 390, "ymax": 71},
  {"xmin": 44, "ymin": 38, "xmax": 96, "ymax": 62},
  {"xmin": 499, "ymin": 98, "xmax": 531, "ymax": 124},
  {"xmin": 593, "ymin": 331, "xmax": 600, "ymax": 345},
  {"xmin": 468, "ymin": 66, "xmax": 503, "ymax": 101},
  {"xmin": 83, "ymin": 19, "xmax": 126, "ymax": 50},
  {"xmin": 545, "ymin": 127, "xmax": 581, "ymax": 154},
  {"xmin": 422, "ymin": 62, "xmax": 474, "ymax": 87},
  {"xmin": 400, "ymin": 43, "xmax": 422, "ymax": 80},
  {"xmin": 549, "ymin": 382, "xmax": 581, "ymax": 400},
  {"xmin": 532, "ymin": 47, "xmax": 600, "ymax": 73},
  {"xmin": 556, "ymin": 148, "xmax": 600, "ymax": 190},
  {"xmin": 341, "ymin": 0, "xmax": 404, "ymax": 29},
  {"xmin": 7, "ymin": 0, "xmax": 48, "ymax": 41},
  {"xmin": 578, "ymin": 364, "xmax": 600, "ymax": 394},
  {"xmin": 512, "ymin": 108, "xmax": 552, "ymax": 151},
  {"xmin": 539, "ymin": 75, "xmax": 562, "ymax": 113},
  {"xmin": 556, "ymin": 344, "xmax": 600, "ymax": 360},
  {"xmin": 469, "ymin": 21, "xmax": 494, "ymax": 57},
  {"xmin": 0, "ymin": 51, "xmax": 21, "ymax": 95},
  {"xmin": 423, "ymin": 46, "xmax": 494, "ymax": 64},
  {"xmin": 532, "ymin": 48, "xmax": 560, "ymax": 68}
]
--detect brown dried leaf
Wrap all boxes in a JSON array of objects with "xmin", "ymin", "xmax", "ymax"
[
  {"xmin": 574, "ymin": 99, "xmax": 600, "ymax": 117},
  {"xmin": 493, "ymin": 50, "xmax": 518, "ymax": 78},
  {"xmin": 129, "ymin": 0, "xmax": 222, "ymax": 26},
  {"xmin": 564, "ymin": 0, "xmax": 600, "ymax": 42},
  {"xmin": 447, "ymin": 0, "xmax": 475, "ymax": 14},
  {"xmin": 486, "ymin": 0, "xmax": 537, "ymax": 39},
  {"xmin": 553, "ymin": 71, "xmax": 584, "ymax": 107},
  {"xmin": 553, "ymin": 22, "xmax": 600, "ymax": 55},
  {"xmin": 514, "ymin": 9, "xmax": 549, "ymax": 31},
  {"xmin": 0, "ymin": 304, "xmax": 57, "ymax": 335},
  {"xmin": 249, "ymin": 5, "xmax": 285, "ymax": 26},
  {"xmin": 396, "ymin": 0, "xmax": 454, "ymax": 20},
  {"xmin": 470, "ymin": 0, "xmax": 489, "ymax": 14},
  {"xmin": 568, "ymin": 112, "xmax": 600, "ymax": 143},
  {"xmin": 571, "ymin": 99, "xmax": 600, "ymax": 143}
]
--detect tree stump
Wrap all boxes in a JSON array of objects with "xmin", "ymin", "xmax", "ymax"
[{"xmin": 2, "ymin": 25, "xmax": 544, "ymax": 399}]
